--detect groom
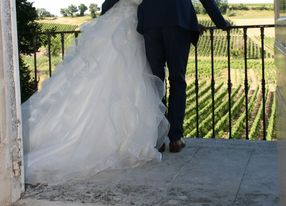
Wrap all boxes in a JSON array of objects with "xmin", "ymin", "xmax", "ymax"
[{"xmin": 102, "ymin": 0, "xmax": 229, "ymax": 153}]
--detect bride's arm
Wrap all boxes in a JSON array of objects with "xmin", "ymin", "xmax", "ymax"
[{"xmin": 101, "ymin": 0, "xmax": 120, "ymax": 15}]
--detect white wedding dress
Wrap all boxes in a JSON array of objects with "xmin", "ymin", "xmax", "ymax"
[{"xmin": 22, "ymin": 0, "xmax": 169, "ymax": 185}]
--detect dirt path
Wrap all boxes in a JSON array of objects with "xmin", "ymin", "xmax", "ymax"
[{"xmin": 230, "ymin": 18, "xmax": 275, "ymax": 37}]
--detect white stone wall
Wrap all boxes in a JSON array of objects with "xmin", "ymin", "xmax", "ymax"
[{"xmin": 0, "ymin": 0, "xmax": 24, "ymax": 205}]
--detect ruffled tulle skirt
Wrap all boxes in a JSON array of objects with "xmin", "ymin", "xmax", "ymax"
[{"xmin": 22, "ymin": 1, "xmax": 169, "ymax": 184}]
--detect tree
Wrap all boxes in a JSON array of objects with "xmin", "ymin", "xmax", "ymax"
[
  {"xmin": 60, "ymin": 8, "xmax": 69, "ymax": 17},
  {"xmin": 36, "ymin": 8, "xmax": 54, "ymax": 19},
  {"xmin": 16, "ymin": 0, "xmax": 42, "ymax": 54},
  {"xmin": 89, "ymin": 3, "xmax": 98, "ymax": 18},
  {"xmin": 193, "ymin": 0, "xmax": 229, "ymax": 15},
  {"xmin": 215, "ymin": 0, "xmax": 229, "ymax": 14},
  {"xmin": 16, "ymin": 0, "xmax": 43, "ymax": 102},
  {"xmin": 78, "ymin": 4, "xmax": 88, "ymax": 16},
  {"xmin": 67, "ymin": 4, "xmax": 78, "ymax": 17}
]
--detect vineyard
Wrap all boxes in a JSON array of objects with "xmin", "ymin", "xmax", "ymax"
[
  {"xmin": 182, "ymin": 19, "xmax": 276, "ymax": 140},
  {"xmin": 22, "ymin": 20, "xmax": 277, "ymax": 140},
  {"xmin": 40, "ymin": 23, "xmax": 79, "ymax": 31}
]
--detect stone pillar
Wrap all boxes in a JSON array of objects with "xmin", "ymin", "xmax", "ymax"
[
  {"xmin": 275, "ymin": 0, "xmax": 286, "ymax": 204},
  {"xmin": 0, "ymin": 0, "xmax": 24, "ymax": 205}
]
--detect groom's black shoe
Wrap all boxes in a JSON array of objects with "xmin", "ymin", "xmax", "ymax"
[
  {"xmin": 169, "ymin": 138, "xmax": 186, "ymax": 153},
  {"xmin": 158, "ymin": 143, "xmax": 166, "ymax": 153}
]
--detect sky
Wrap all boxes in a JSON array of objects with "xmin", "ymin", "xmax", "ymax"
[{"xmin": 27, "ymin": 0, "xmax": 273, "ymax": 16}]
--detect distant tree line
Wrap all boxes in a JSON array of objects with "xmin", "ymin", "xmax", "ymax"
[
  {"xmin": 229, "ymin": 4, "xmax": 273, "ymax": 11},
  {"xmin": 193, "ymin": 0, "xmax": 229, "ymax": 14},
  {"xmin": 60, "ymin": 3, "xmax": 99, "ymax": 18},
  {"xmin": 36, "ymin": 8, "xmax": 55, "ymax": 19},
  {"xmin": 193, "ymin": 0, "xmax": 273, "ymax": 17}
]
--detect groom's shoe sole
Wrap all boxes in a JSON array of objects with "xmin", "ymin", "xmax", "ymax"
[{"xmin": 158, "ymin": 143, "xmax": 166, "ymax": 153}]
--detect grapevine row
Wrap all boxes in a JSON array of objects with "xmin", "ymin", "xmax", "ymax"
[
  {"xmin": 249, "ymin": 89, "xmax": 268, "ymax": 139},
  {"xmin": 232, "ymin": 87, "xmax": 259, "ymax": 138},
  {"xmin": 204, "ymin": 87, "xmax": 247, "ymax": 138},
  {"xmin": 184, "ymin": 85, "xmax": 242, "ymax": 134},
  {"xmin": 266, "ymin": 93, "xmax": 276, "ymax": 140},
  {"xmin": 187, "ymin": 86, "xmax": 244, "ymax": 137}
]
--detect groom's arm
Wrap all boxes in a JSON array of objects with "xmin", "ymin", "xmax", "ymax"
[
  {"xmin": 101, "ymin": 0, "xmax": 119, "ymax": 15},
  {"xmin": 199, "ymin": 0, "xmax": 230, "ymax": 29}
]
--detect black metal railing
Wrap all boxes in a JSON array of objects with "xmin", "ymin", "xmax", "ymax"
[
  {"xmin": 31, "ymin": 30, "xmax": 81, "ymax": 87},
  {"xmin": 192, "ymin": 24, "xmax": 275, "ymax": 140},
  {"xmin": 25, "ymin": 24, "xmax": 275, "ymax": 141}
]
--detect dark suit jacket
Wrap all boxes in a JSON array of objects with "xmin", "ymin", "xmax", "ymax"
[
  {"xmin": 137, "ymin": 0, "xmax": 228, "ymax": 45},
  {"xmin": 101, "ymin": 0, "xmax": 228, "ymax": 45},
  {"xmin": 101, "ymin": 0, "xmax": 119, "ymax": 15}
]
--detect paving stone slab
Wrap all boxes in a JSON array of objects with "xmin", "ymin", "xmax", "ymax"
[
  {"xmin": 16, "ymin": 139, "xmax": 279, "ymax": 206},
  {"xmin": 233, "ymin": 148, "xmax": 279, "ymax": 206}
]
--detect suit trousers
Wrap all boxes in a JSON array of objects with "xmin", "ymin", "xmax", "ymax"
[{"xmin": 143, "ymin": 26, "xmax": 191, "ymax": 142}]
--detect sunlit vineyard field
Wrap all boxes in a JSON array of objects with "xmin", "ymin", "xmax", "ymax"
[
  {"xmin": 181, "ymin": 19, "xmax": 276, "ymax": 140},
  {"xmin": 23, "ymin": 20, "xmax": 277, "ymax": 140},
  {"xmin": 40, "ymin": 23, "xmax": 79, "ymax": 31}
]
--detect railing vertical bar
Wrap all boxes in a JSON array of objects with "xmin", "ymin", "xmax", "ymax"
[
  {"xmin": 195, "ymin": 45, "xmax": 199, "ymax": 138},
  {"xmin": 47, "ymin": 32, "xmax": 52, "ymax": 77},
  {"xmin": 210, "ymin": 29, "xmax": 215, "ymax": 139},
  {"xmin": 243, "ymin": 28, "xmax": 249, "ymax": 140},
  {"xmin": 75, "ymin": 32, "xmax": 79, "ymax": 39},
  {"xmin": 261, "ymin": 27, "xmax": 267, "ymax": 140},
  {"xmin": 33, "ymin": 35, "xmax": 38, "ymax": 90},
  {"xmin": 61, "ymin": 33, "xmax": 65, "ymax": 60},
  {"xmin": 227, "ymin": 29, "xmax": 232, "ymax": 139}
]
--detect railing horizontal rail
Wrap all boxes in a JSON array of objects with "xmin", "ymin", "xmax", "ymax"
[
  {"xmin": 21, "ymin": 24, "xmax": 276, "ymax": 141},
  {"xmin": 20, "ymin": 30, "xmax": 81, "ymax": 35},
  {"xmin": 205, "ymin": 24, "xmax": 275, "ymax": 29}
]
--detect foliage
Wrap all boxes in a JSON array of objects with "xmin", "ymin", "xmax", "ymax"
[
  {"xmin": 230, "ymin": 3, "xmax": 249, "ymax": 11},
  {"xmin": 19, "ymin": 56, "xmax": 37, "ymax": 102},
  {"xmin": 60, "ymin": 4, "xmax": 80, "ymax": 17},
  {"xmin": 189, "ymin": 19, "xmax": 273, "ymax": 59},
  {"xmin": 193, "ymin": 0, "xmax": 229, "ymax": 14},
  {"xmin": 89, "ymin": 3, "xmax": 99, "ymax": 19},
  {"xmin": 16, "ymin": 0, "xmax": 43, "ymax": 102},
  {"xmin": 60, "ymin": 3, "xmax": 96, "ymax": 17},
  {"xmin": 67, "ymin": 5, "xmax": 78, "ymax": 17},
  {"xmin": 78, "ymin": 4, "xmax": 88, "ymax": 16},
  {"xmin": 249, "ymin": 90, "xmax": 268, "ymax": 140},
  {"xmin": 40, "ymin": 23, "xmax": 78, "ymax": 32},
  {"xmin": 215, "ymin": 0, "xmax": 229, "ymax": 14},
  {"xmin": 230, "ymin": 3, "xmax": 273, "ymax": 11},
  {"xmin": 60, "ymin": 8, "xmax": 69, "ymax": 17},
  {"xmin": 266, "ymin": 94, "xmax": 276, "ymax": 140},
  {"xmin": 16, "ymin": 0, "xmax": 42, "ymax": 54},
  {"xmin": 231, "ymin": 87, "xmax": 259, "ymax": 138},
  {"xmin": 40, "ymin": 23, "xmax": 79, "ymax": 56},
  {"xmin": 37, "ymin": 8, "xmax": 55, "ymax": 19}
]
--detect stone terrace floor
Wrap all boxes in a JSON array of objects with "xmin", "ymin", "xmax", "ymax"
[{"xmin": 16, "ymin": 139, "xmax": 279, "ymax": 206}]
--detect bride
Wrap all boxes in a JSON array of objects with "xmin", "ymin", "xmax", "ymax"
[{"xmin": 22, "ymin": 0, "xmax": 169, "ymax": 185}]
